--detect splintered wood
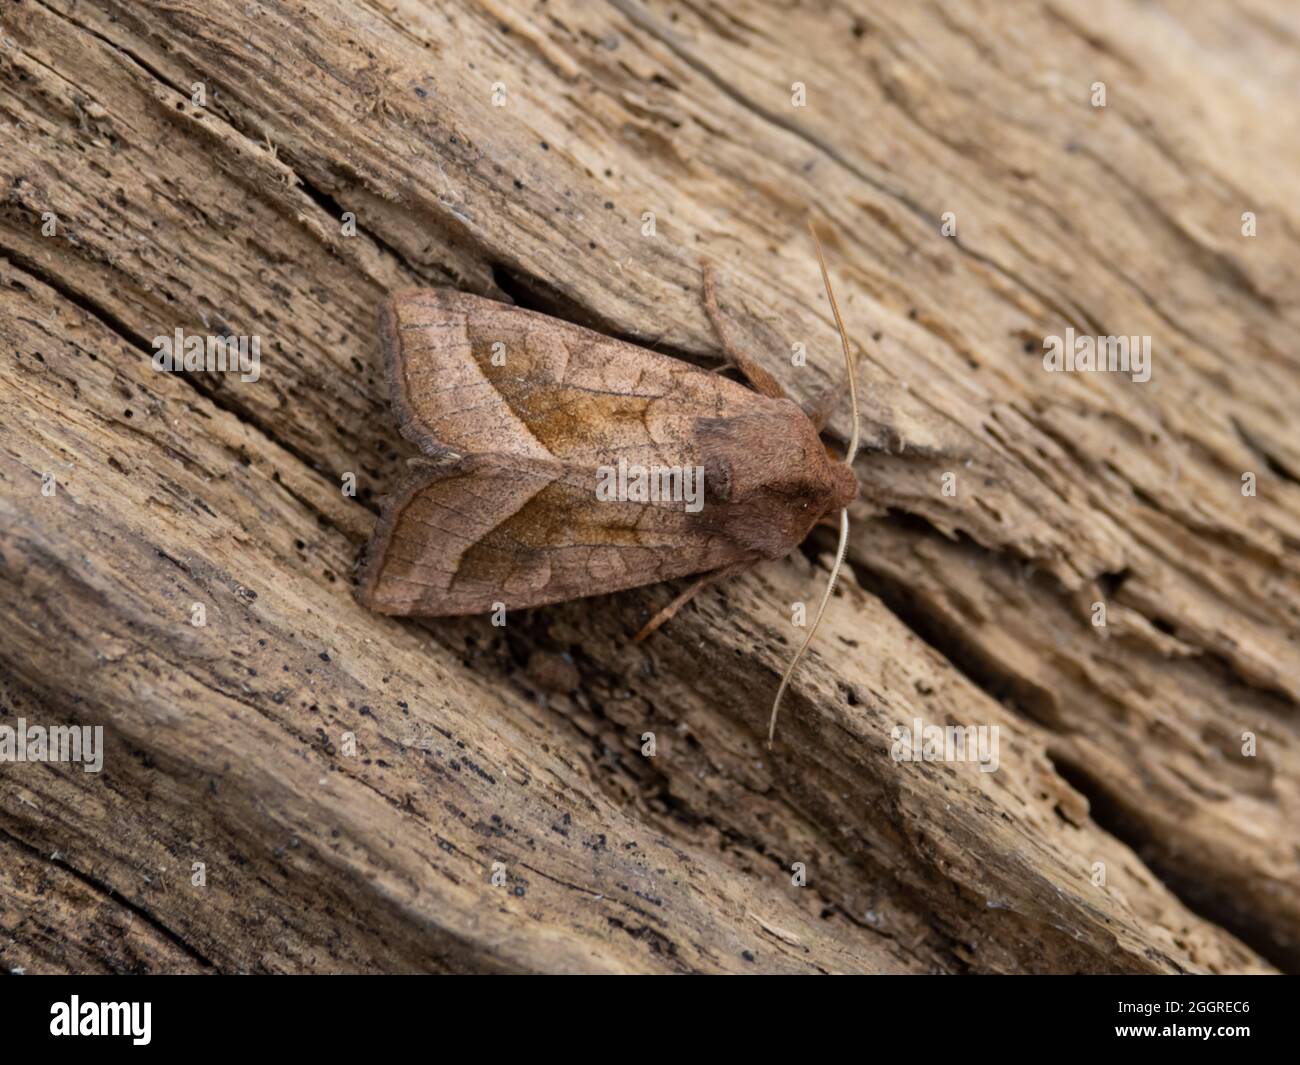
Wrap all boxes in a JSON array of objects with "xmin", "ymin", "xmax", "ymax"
[{"xmin": 0, "ymin": 0, "xmax": 1295, "ymax": 974}]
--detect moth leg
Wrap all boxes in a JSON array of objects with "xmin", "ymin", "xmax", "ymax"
[
  {"xmin": 633, "ymin": 559, "xmax": 755, "ymax": 643},
  {"xmin": 700, "ymin": 259, "xmax": 789, "ymax": 401}
]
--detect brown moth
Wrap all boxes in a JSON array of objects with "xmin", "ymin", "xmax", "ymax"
[{"xmin": 358, "ymin": 227, "xmax": 860, "ymax": 745}]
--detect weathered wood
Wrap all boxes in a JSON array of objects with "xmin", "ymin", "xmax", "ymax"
[{"xmin": 0, "ymin": 0, "xmax": 1296, "ymax": 973}]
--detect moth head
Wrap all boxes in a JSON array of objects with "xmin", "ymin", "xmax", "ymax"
[{"xmin": 697, "ymin": 404, "xmax": 853, "ymax": 556}]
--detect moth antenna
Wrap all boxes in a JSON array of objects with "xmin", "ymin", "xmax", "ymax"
[
  {"xmin": 808, "ymin": 221, "xmax": 860, "ymax": 465},
  {"xmin": 766, "ymin": 223, "xmax": 859, "ymax": 747},
  {"xmin": 768, "ymin": 508, "xmax": 850, "ymax": 747}
]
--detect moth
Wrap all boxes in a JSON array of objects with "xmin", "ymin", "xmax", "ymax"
[{"xmin": 358, "ymin": 226, "xmax": 861, "ymax": 745}]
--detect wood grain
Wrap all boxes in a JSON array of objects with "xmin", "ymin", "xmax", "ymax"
[{"xmin": 0, "ymin": 0, "xmax": 1295, "ymax": 973}]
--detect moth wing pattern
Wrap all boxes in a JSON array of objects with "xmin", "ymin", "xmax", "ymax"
[
  {"xmin": 358, "ymin": 453, "xmax": 755, "ymax": 615},
  {"xmin": 360, "ymin": 289, "xmax": 809, "ymax": 615},
  {"xmin": 378, "ymin": 287, "xmax": 770, "ymax": 464}
]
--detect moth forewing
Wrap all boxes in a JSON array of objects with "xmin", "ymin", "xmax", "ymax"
[{"xmin": 359, "ymin": 290, "xmax": 835, "ymax": 616}]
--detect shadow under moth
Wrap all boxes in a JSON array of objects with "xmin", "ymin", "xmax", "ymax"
[{"xmin": 358, "ymin": 226, "xmax": 860, "ymax": 746}]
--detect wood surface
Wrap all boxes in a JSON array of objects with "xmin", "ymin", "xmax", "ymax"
[{"xmin": 0, "ymin": 0, "xmax": 1296, "ymax": 973}]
